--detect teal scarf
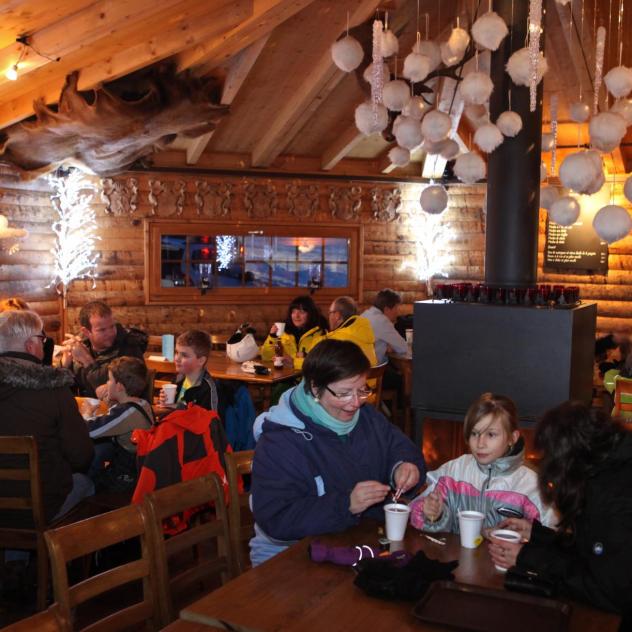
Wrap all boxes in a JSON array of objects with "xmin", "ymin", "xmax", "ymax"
[{"xmin": 292, "ymin": 380, "xmax": 359, "ymax": 436}]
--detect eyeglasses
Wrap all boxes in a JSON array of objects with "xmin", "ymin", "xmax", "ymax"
[{"xmin": 325, "ymin": 386, "xmax": 373, "ymax": 402}]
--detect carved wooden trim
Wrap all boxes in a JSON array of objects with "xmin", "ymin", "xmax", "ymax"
[
  {"xmin": 370, "ymin": 187, "xmax": 401, "ymax": 222},
  {"xmin": 147, "ymin": 179, "xmax": 185, "ymax": 217},
  {"xmin": 243, "ymin": 181, "xmax": 277, "ymax": 219},
  {"xmin": 329, "ymin": 186, "xmax": 362, "ymax": 221},
  {"xmin": 286, "ymin": 181, "xmax": 319, "ymax": 218},
  {"xmin": 102, "ymin": 177, "xmax": 138, "ymax": 217},
  {"xmin": 194, "ymin": 180, "xmax": 233, "ymax": 217}
]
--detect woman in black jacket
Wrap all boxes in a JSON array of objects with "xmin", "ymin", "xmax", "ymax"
[{"xmin": 489, "ymin": 401, "xmax": 632, "ymax": 626}]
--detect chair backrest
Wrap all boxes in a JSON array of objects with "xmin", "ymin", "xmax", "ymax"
[
  {"xmin": 142, "ymin": 368, "xmax": 156, "ymax": 406},
  {"xmin": 224, "ymin": 450, "xmax": 254, "ymax": 575},
  {"xmin": 44, "ymin": 504, "xmax": 159, "ymax": 632},
  {"xmin": 146, "ymin": 335, "xmax": 163, "ymax": 352},
  {"xmin": 211, "ymin": 334, "xmax": 228, "ymax": 351},
  {"xmin": 366, "ymin": 362, "xmax": 388, "ymax": 408},
  {"xmin": 614, "ymin": 375, "xmax": 632, "ymax": 417},
  {"xmin": 0, "ymin": 604, "xmax": 68, "ymax": 632},
  {"xmin": 143, "ymin": 473, "xmax": 235, "ymax": 626}
]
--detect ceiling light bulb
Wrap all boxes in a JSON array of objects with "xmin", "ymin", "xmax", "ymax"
[{"xmin": 6, "ymin": 65, "xmax": 18, "ymax": 81}]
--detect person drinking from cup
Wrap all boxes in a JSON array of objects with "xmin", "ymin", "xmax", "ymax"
[
  {"xmin": 260, "ymin": 295, "xmax": 327, "ymax": 369},
  {"xmin": 488, "ymin": 402, "xmax": 632, "ymax": 620},
  {"xmin": 409, "ymin": 393, "xmax": 555, "ymax": 536},
  {"xmin": 250, "ymin": 339, "xmax": 425, "ymax": 566}
]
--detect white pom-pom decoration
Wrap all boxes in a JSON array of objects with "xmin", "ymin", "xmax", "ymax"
[
  {"xmin": 421, "ymin": 110, "xmax": 451, "ymax": 142},
  {"xmin": 541, "ymin": 162, "xmax": 547, "ymax": 182},
  {"xmin": 354, "ymin": 101, "xmax": 389, "ymax": 135},
  {"xmin": 496, "ymin": 111, "xmax": 522, "ymax": 137},
  {"xmin": 471, "ymin": 11, "xmax": 509, "ymax": 51},
  {"xmin": 412, "ymin": 40, "xmax": 441, "ymax": 72},
  {"xmin": 331, "ymin": 36, "xmax": 364, "ymax": 72},
  {"xmin": 625, "ymin": 175, "xmax": 632, "ymax": 203},
  {"xmin": 569, "ymin": 101, "xmax": 591, "ymax": 123},
  {"xmin": 593, "ymin": 205, "xmax": 632, "ymax": 243},
  {"xmin": 382, "ymin": 80, "xmax": 411, "ymax": 111},
  {"xmin": 541, "ymin": 133, "xmax": 555, "ymax": 152},
  {"xmin": 447, "ymin": 27, "xmax": 470, "ymax": 57},
  {"xmin": 589, "ymin": 111, "xmax": 627, "ymax": 152},
  {"xmin": 604, "ymin": 66, "xmax": 632, "ymax": 99},
  {"xmin": 559, "ymin": 150, "xmax": 605, "ymax": 195},
  {"xmin": 363, "ymin": 62, "xmax": 390, "ymax": 86},
  {"xmin": 422, "ymin": 139, "xmax": 444, "ymax": 155},
  {"xmin": 611, "ymin": 98, "xmax": 632, "ymax": 126},
  {"xmin": 388, "ymin": 146, "xmax": 410, "ymax": 167},
  {"xmin": 381, "ymin": 29, "xmax": 399, "ymax": 57},
  {"xmin": 474, "ymin": 123, "xmax": 503, "ymax": 153},
  {"xmin": 403, "ymin": 52, "xmax": 431, "ymax": 83},
  {"xmin": 540, "ymin": 186, "xmax": 560, "ymax": 210},
  {"xmin": 549, "ymin": 196, "xmax": 581, "ymax": 226},
  {"xmin": 393, "ymin": 115, "xmax": 423, "ymax": 149},
  {"xmin": 402, "ymin": 95, "xmax": 430, "ymax": 120},
  {"xmin": 459, "ymin": 71, "xmax": 494, "ymax": 105},
  {"xmin": 439, "ymin": 138, "xmax": 460, "ymax": 160},
  {"xmin": 506, "ymin": 48, "xmax": 548, "ymax": 86},
  {"xmin": 454, "ymin": 152, "xmax": 486, "ymax": 184},
  {"xmin": 420, "ymin": 184, "xmax": 449, "ymax": 215}
]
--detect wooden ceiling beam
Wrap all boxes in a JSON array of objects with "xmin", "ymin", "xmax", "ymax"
[{"xmin": 321, "ymin": 125, "xmax": 365, "ymax": 171}]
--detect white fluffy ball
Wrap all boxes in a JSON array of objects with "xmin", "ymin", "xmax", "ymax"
[
  {"xmin": 402, "ymin": 95, "xmax": 430, "ymax": 120},
  {"xmin": 465, "ymin": 103, "xmax": 488, "ymax": 125},
  {"xmin": 593, "ymin": 205, "xmax": 632, "ymax": 243},
  {"xmin": 388, "ymin": 146, "xmax": 410, "ymax": 167},
  {"xmin": 569, "ymin": 101, "xmax": 591, "ymax": 123},
  {"xmin": 541, "ymin": 132, "xmax": 555, "ymax": 152},
  {"xmin": 403, "ymin": 52, "xmax": 431, "ymax": 83},
  {"xmin": 422, "ymin": 139, "xmax": 444, "ymax": 155},
  {"xmin": 354, "ymin": 101, "xmax": 389, "ymax": 135},
  {"xmin": 454, "ymin": 152, "xmax": 486, "ymax": 184},
  {"xmin": 559, "ymin": 150, "xmax": 605, "ymax": 194},
  {"xmin": 474, "ymin": 123, "xmax": 503, "ymax": 153},
  {"xmin": 439, "ymin": 138, "xmax": 460, "ymax": 160},
  {"xmin": 331, "ymin": 36, "xmax": 364, "ymax": 72},
  {"xmin": 496, "ymin": 111, "xmax": 522, "ymax": 137},
  {"xmin": 381, "ymin": 29, "xmax": 399, "ymax": 57},
  {"xmin": 471, "ymin": 11, "xmax": 509, "ymax": 51},
  {"xmin": 412, "ymin": 40, "xmax": 441, "ymax": 72},
  {"xmin": 540, "ymin": 186, "xmax": 560, "ymax": 210},
  {"xmin": 420, "ymin": 184, "xmax": 449, "ymax": 215},
  {"xmin": 393, "ymin": 115, "xmax": 423, "ymax": 150},
  {"xmin": 611, "ymin": 98, "xmax": 632, "ymax": 126},
  {"xmin": 382, "ymin": 79, "xmax": 411, "ymax": 111},
  {"xmin": 363, "ymin": 62, "xmax": 390, "ymax": 86},
  {"xmin": 589, "ymin": 111, "xmax": 627, "ymax": 152},
  {"xmin": 421, "ymin": 110, "xmax": 452, "ymax": 142},
  {"xmin": 549, "ymin": 196, "xmax": 581, "ymax": 226},
  {"xmin": 506, "ymin": 47, "xmax": 548, "ymax": 86},
  {"xmin": 604, "ymin": 66, "xmax": 632, "ymax": 99},
  {"xmin": 459, "ymin": 71, "xmax": 494, "ymax": 105},
  {"xmin": 440, "ymin": 28, "xmax": 470, "ymax": 67},
  {"xmin": 625, "ymin": 175, "xmax": 632, "ymax": 203}
]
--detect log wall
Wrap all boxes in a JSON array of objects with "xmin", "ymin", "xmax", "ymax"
[{"xmin": 0, "ymin": 166, "xmax": 630, "ymax": 341}]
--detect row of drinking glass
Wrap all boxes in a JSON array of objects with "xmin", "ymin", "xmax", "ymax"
[{"xmin": 433, "ymin": 283, "xmax": 581, "ymax": 306}]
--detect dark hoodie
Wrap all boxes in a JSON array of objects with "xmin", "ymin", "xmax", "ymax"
[{"xmin": 0, "ymin": 352, "xmax": 94, "ymax": 525}]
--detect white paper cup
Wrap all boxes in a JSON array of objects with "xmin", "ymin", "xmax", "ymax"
[
  {"xmin": 458, "ymin": 510, "xmax": 484, "ymax": 548},
  {"xmin": 384, "ymin": 503, "xmax": 411, "ymax": 541},
  {"xmin": 162, "ymin": 383, "xmax": 178, "ymax": 404},
  {"xmin": 275, "ymin": 322, "xmax": 286, "ymax": 336},
  {"xmin": 405, "ymin": 329, "xmax": 413, "ymax": 344},
  {"xmin": 490, "ymin": 528, "xmax": 521, "ymax": 571}
]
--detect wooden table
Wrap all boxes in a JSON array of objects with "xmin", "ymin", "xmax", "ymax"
[
  {"xmin": 180, "ymin": 521, "xmax": 620, "ymax": 632},
  {"xmin": 145, "ymin": 351, "xmax": 301, "ymax": 410}
]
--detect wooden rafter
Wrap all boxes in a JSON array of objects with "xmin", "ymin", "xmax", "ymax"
[{"xmin": 321, "ymin": 125, "xmax": 365, "ymax": 171}]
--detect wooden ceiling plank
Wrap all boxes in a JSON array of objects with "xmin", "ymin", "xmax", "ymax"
[
  {"xmin": 251, "ymin": 0, "xmax": 383, "ymax": 167},
  {"xmin": 321, "ymin": 125, "xmax": 365, "ymax": 171}
]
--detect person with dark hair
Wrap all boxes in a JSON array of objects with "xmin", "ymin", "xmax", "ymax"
[
  {"xmin": 326, "ymin": 296, "xmax": 377, "ymax": 366},
  {"xmin": 361, "ymin": 289, "xmax": 408, "ymax": 364},
  {"xmin": 60, "ymin": 300, "xmax": 148, "ymax": 397},
  {"xmin": 260, "ymin": 295, "xmax": 327, "ymax": 369},
  {"xmin": 250, "ymin": 339, "xmax": 425, "ymax": 565},
  {"xmin": 488, "ymin": 401, "xmax": 632, "ymax": 622}
]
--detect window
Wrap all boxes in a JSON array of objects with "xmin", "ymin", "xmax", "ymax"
[{"xmin": 146, "ymin": 221, "xmax": 362, "ymax": 304}]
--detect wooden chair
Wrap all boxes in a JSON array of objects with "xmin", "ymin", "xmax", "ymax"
[
  {"xmin": 224, "ymin": 450, "xmax": 255, "ymax": 575},
  {"xmin": 613, "ymin": 375, "xmax": 632, "ymax": 418},
  {"xmin": 0, "ymin": 604, "xmax": 68, "ymax": 632},
  {"xmin": 143, "ymin": 368, "xmax": 156, "ymax": 406},
  {"xmin": 44, "ymin": 504, "xmax": 160, "ymax": 632},
  {"xmin": 0, "ymin": 436, "xmax": 49, "ymax": 612},
  {"xmin": 210, "ymin": 334, "xmax": 228, "ymax": 351},
  {"xmin": 143, "ymin": 473, "xmax": 235, "ymax": 627},
  {"xmin": 366, "ymin": 362, "xmax": 388, "ymax": 409}
]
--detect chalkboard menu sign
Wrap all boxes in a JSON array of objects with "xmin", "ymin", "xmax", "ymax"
[{"xmin": 544, "ymin": 215, "xmax": 608, "ymax": 274}]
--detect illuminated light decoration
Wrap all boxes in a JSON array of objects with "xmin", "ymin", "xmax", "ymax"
[
  {"xmin": 216, "ymin": 235, "xmax": 237, "ymax": 270},
  {"xmin": 593, "ymin": 26, "xmax": 606, "ymax": 114},
  {"xmin": 527, "ymin": 0, "xmax": 543, "ymax": 112}
]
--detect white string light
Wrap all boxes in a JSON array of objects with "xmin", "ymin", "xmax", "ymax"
[{"xmin": 216, "ymin": 235, "xmax": 237, "ymax": 270}]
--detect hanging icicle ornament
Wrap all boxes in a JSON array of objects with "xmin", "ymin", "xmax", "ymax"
[
  {"xmin": 420, "ymin": 184, "xmax": 449, "ymax": 215},
  {"xmin": 593, "ymin": 26, "xmax": 606, "ymax": 114},
  {"xmin": 355, "ymin": 101, "xmax": 389, "ymax": 135},
  {"xmin": 559, "ymin": 150, "xmax": 605, "ymax": 195},
  {"xmin": 569, "ymin": 101, "xmax": 591, "ymax": 123},
  {"xmin": 539, "ymin": 185, "xmax": 560, "ymax": 210},
  {"xmin": 506, "ymin": 48, "xmax": 548, "ymax": 87},
  {"xmin": 474, "ymin": 123, "xmax": 504, "ymax": 153},
  {"xmin": 625, "ymin": 175, "xmax": 632, "ymax": 203},
  {"xmin": 471, "ymin": 11, "xmax": 509, "ymax": 51},
  {"xmin": 527, "ymin": 0, "xmax": 543, "ymax": 111},
  {"xmin": 389, "ymin": 146, "xmax": 411, "ymax": 167},
  {"xmin": 454, "ymin": 152, "xmax": 486, "ymax": 184},
  {"xmin": 363, "ymin": 62, "xmax": 389, "ymax": 87},
  {"xmin": 604, "ymin": 66, "xmax": 632, "ymax": 99},
  {"xmin": 549, "ymin": 196, "xmax": 581, "ymax": 226},
  {"xmin": 593, "ymin": 204, "xmax": 632, "ymax": 243},
  {"xmin": 497, "ymin": 111, "xmax": 523, "ymax": 137},
  {"xmin": 459, "ymin": 71, "xmax": 494, "ymax": 105},
  {"xmin": 550, "ymin": 93, "xmax": 559, "ymax": 175},
  {"xmin": 421, "ymin": 110, "xmax": 451, "ymax": 142},
  {"xmin": 589, "ymin": 111, "xmax": 627, "ymax": 152},
  {"xmin": 371, "ymin": 19, "xmax": 385, "ymax": 126}
]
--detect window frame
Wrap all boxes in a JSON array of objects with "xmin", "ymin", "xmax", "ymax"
[{"xmin": 144, "ymin": 219, "xmax": 363, "ymax": 305}]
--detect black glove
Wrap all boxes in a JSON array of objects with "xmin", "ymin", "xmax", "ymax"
[{"xmin": 354, "ymin": 551, "xmax": 458, "ymax": 601}]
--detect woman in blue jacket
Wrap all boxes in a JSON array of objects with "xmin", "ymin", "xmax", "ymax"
[{"xmin": 250, "ymin": 339, "xmax": 425, "ymax": 566}]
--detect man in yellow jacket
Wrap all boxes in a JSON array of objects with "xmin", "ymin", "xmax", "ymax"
[{"xmin": 326, "ymin": 296, "xmax": 377, "ymax": 367}]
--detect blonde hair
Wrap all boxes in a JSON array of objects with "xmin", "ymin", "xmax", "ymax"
[
  {"xmin": 0, "ymin": 297, "xmax": 30, "ymax": 312},
  {"xmin": 463, "ymin": 392, "xmax": 518, "ymax": 441}
]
